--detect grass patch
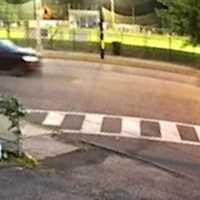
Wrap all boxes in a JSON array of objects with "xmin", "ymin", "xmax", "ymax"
[
  {"xmin": 6, "ymin": 37, "xmax": 200, "ymax": 67},
  {"xmin": 0, "ymin": 152, "xmax": 38, "ymax": 169},
  {"xmin": 1, "ymin": 27, "xmax": 200, "ymax": 54}
]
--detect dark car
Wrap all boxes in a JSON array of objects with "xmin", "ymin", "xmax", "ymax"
[{"xmin": 0, "ymin": 40, "xmax": 41, "ymax": 76}]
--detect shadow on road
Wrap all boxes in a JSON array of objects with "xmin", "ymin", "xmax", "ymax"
[{"xmin": 42, "ymin": 147, "xmax": 112, "ymax": 172}]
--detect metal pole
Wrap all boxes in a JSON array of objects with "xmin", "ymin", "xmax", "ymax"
[
  {"xmin": 168, "ymin": 15, "xmax": 172, "ymax": 61},
  {"xmin": 36, "ymin": 0, "xmax": 42, "ymax": 52},
  {"xmin": 110, "ymin": 0, "xmax": 115, "ymax": 28},
  {"xmin": 132, "ymin": 7, "xmax": 135, "ymax": 24},
  {"xmin": 99, "ymin": 5, "xmax": 105, "ymax": 59},
  {"xmin": 33, "ymin": 0, "xmax": 37, "ymax": 20}
]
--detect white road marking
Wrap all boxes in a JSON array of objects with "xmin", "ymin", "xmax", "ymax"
[
  {"xmin": 43, "ymin": 112, "xmax": 65, "ymax": 126},
  {"xmin": 28, "ymin": 108, "xmax": 198, "ymax": 128},
  {"xmin": 61, "ymin": 129, "xmax": 200, "ymax": 146},
  {"xmin": 27, "ymin": 109, "xmax": 200, "ymax": 146},
  {"xmin": 81, "ymin": 114, "xmax": 103, "ymax": 133},
  {"xmin": 121, "ymin": 117, "xmax": 141, "ymax": 137},
  {"xmin": 160, "ymin": 121, "xmax": 181, "ymax": 142},
  {"xmin": 194, "ymin": 126, "xmax": 200, "ymax": 141}
]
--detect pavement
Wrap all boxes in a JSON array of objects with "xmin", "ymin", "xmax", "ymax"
[
  {"xmin": 1, "ymin": 149, "xmax": 200, "ymax": 200},
  {"xmin": 20, "ymin": 121, "xmax": 78, "ymax": 160}
]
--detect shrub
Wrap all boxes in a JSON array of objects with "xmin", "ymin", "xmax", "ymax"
[{"xmin": 0, "ymin": 95, "xmax": 26, "ymax": 155}]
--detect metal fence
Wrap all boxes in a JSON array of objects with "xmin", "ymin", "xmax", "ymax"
[{"xmin": 0, "ymin": 21, "xmax": 200, "ymax": 67}]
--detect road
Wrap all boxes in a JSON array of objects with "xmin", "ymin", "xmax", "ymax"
[
  {"xmin": 1, "ymin": 146, "xmax": 200, "ymax": 200},
  {"xmin": 0, "ymin": 59, "xmax": 200, "ymax": 124},
  {"xmin": 1, "ymin": 59, "xmax": 200, "ymax": 199}
]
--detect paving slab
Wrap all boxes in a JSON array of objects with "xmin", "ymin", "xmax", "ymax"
[
  {"xmin": 21, "ymin": 122, "xmax": 53, "ymax": 137},
  {"xmin": 23, "ymin": 135, "xmax": 79, "ymax": 160}
]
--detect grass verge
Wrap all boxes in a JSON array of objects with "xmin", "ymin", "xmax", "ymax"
[{"xmin": 6, "ymin": 38, "xmax": 200, "ymax": 68}]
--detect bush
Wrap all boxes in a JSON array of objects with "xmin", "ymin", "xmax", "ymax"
[{"xmin": 0, "ymin": 96, "xmax": 26, "ymax": 155}]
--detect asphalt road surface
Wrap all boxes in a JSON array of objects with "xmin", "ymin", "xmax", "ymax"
[
  {"xmin": 0, "ymin": 147, "xmax": 200, "ymax": 200},
  {"xmin": 0, "ymin": 59, "xmax": 200, "ymax": 125},
  {"xmin": 1, "ymin": 59, "xmax": 200, "ymax": 199}
]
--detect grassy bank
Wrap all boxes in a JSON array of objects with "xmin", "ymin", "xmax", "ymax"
[
  {"xmin": 9, "ymin": 38, "xmax": 200, "ymax": 68},
  {"xmin": 1, "ymin": 27, "xmax": 200, "ymax": 54}
]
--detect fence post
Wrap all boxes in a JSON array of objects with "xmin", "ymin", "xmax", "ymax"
[
  {"xmin": 73, "ymin": 28, "xmax": 76, "ymax": 51},
  {"xmin": 168, "ymin": 32, "xmax": 172, "ymax": 61},
  {"xmin": 192, "ymin": 46, "xmax": 197, "ymax": 66},
  {"xmin": 143, "ymin": 28, "xmax": 148, "ymax": 57},
  {"xmin": 121, "ymin": 30, "xmax": 124, "ymax": 43},
  {"xmin": 168, "ymin": 16, "xmax": 173, "ymax": 62},
  {"xmin": 35, "ymin": 0, "xmax": 42, "ymax": 52},
  {"xmin": 24, "ymin": 21, "xmax": 30, "ymax": 46}
]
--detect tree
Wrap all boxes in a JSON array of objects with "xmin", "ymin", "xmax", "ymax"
[
  {"xmin": 157, "ymin": 0, "xmax": 200, "ymax": 45},
  {"xmin": 0, "ymin": 0, "xmax": 18, "ymax": 38},
  {"xmin": 5, "ymin": 0, "xmax": 34, "ymax": 19},
  {"xmin": 6, "ymin": 0, "xmax": 31, "ymax": 4},
  {"xmin": 0, "ymin": 0, "xmax": 34, "ymax": 39}
]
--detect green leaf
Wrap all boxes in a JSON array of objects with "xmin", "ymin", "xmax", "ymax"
[{"xmin": 0, "ymin": 95, "xmax": 26, "ymax": 132}]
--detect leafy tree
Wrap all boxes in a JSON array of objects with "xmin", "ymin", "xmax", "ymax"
[
  {"xmin": 157, "ymin": 0, "xmax": 200, "ymax": 45},
  {"xmin": 0, "ymin": 0, "xmax": 18, "ymax": 38},
  {"xmin": 6, "ymin": 0, "xmax": 31, "ymax": 4},
  {"xmin": 0, "ymin": 0, "xmax": 34, "ymax": 39}
]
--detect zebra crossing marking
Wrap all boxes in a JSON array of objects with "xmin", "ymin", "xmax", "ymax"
[
  {"xmin": 121, "ymin": 117, "xmax": 141, "ymax": 137},
  {"xmin": 160, "ymin": 121, "xmax": 181, "ymax": 142},
  {"xmin": 81, "ymin": 114, "xmax": 103, "ymax": 133},
  {"xmin": 194, "ymin": 126, "xmax": 200, "ymax": 141},
  {"xmin": 27, "ymin": 109, "xmax": 200, "ymax": 146},
  {"xmin": 43, "ymin": 112, "xmax": 66, "ymax": 126}
]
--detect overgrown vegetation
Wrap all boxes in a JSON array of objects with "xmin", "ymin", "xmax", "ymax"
[
  {"xmin": 0, "ymin": 152, "xmax": 38, "ymax": 168},
  {"xmin": 0, "ymin": 96, "xmax": 38, "ymax": 168},
  {"xmin": 0, "ymin": 96, "xmax": 26, "ymax": 156}
]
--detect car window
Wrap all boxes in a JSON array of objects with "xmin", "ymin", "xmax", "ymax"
[{"xmin": 0, "ymin": 40, "xmax": 17, "ymax": 53}]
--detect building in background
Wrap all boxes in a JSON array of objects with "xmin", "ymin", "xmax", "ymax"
[{"xmin": 69, "ymin": 9, "xmax": 99, "ymax": 28}]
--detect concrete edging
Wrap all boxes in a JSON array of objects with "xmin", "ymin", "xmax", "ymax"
[{"xmin": 42, "ymin": 50, "xmax": 200, "ymax": 76}]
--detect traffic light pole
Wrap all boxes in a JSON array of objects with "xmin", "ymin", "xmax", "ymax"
[
  {"xmin": 35, "ymin": 0, "xmax": 42, "ymax": 52},
  {"xmin": 110, "ymin": 0, "xmax": 115, "ymax": 28},
  {"xmin": 33, "ymin": 0, "xmax": 37, "ymax": 20},
  {"xmin": 99, "ymin": 7, "xmax": 105, "ymax": 59}
]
